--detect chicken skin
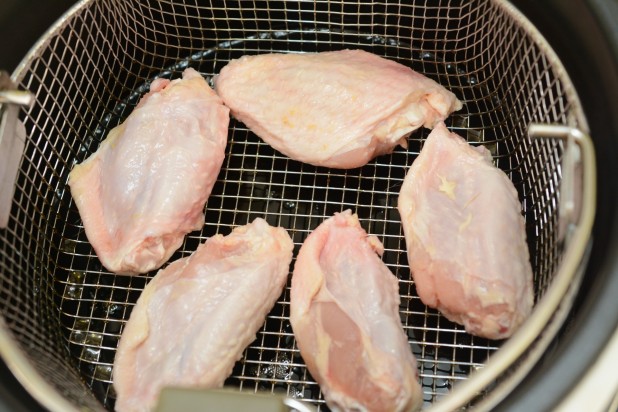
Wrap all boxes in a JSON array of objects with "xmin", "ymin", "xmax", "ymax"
[
  {"xmin": 214, "ymin": 49, "xmax": 461, "ymax": 168},
  {"xmin": 113, "ymin": 218, "xmax": 294, "ymax": 412},
  {"xmin": 290, "ymin": 211, "xmax": 422, "ymax": 412},
  {"xmin": 68, "ymin": 68, "xmax": 229, "ymax": 275},
  {"xmin": 398, "ymin": 123, "xmax": 534, "ymax": 339}
]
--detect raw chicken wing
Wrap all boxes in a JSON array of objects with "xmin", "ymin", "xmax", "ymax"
[
  {"xmin": 290, "ymin": 210, "xmax": 422, "ymax": 412},
  {"xmin": 214, "ymin": 49, "xmax": 462, "ymax": 168},
  {"xmin": 397, "ymin": 123, "xmax": 534, "ymax": 339},
  {"xmin": 113, "ymin": 218, "xmax": 294, "ymax": 412},
  {"xmin": 68, "ymin": 68, "xmax": 229, "ymax": 275}
]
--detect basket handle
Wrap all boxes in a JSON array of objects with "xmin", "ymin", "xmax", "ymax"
[
  {"xmin": 528, "ymin": 123, "xmax": 596, "ymax": 243},
  {"xmin": 0, "ymin": 71, "xmax": 32, "ymax": 229}
]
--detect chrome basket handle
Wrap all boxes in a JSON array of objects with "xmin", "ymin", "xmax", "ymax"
[
  {"xmin": 528, "ymin": 124, "xmax": 595, "ymax": 243},
  {"xmin": 429, "ymin": 123, "xmax": 596, "ymax": 412},
  {"xmin": 0, "ymin": 70, "xmax": 32, "ymax": 229}
]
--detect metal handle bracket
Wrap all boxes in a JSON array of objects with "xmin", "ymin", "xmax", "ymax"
[
  {"xmin": 528, "ymin": 123, "xmax": 588, "ymax": 243},
  {"xmin": 0, "ymin": 71, "xmax": 32, "ymax": 229}
]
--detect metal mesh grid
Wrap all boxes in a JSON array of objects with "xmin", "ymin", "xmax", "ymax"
[{"xmin": 0, "ymin": 0, "xmax": 581, "ymax": 410}]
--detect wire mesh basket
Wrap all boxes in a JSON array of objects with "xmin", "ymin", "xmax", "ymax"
[{"xmin": 0, "ymin": 0, "xmax": 595, "ymax": 411}]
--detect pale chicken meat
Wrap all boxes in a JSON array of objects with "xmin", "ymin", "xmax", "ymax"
[
  {"xmin": 68, "ymin": 68, "xmax": 229, "ymax": 275},
  {"xmin": 214, "ymin": 49, "xmax": 462, "ymax": 168},
  {"xmin": 113, "ymin": 218, "xmax": 293, "ymax": 412},
  {"xmin": 398, "ymin": 123, "xmax": 534, "ymax": 340},
  {"xmin": 290, "ymin": 211, "xmax": 422, "ymax": 412}
]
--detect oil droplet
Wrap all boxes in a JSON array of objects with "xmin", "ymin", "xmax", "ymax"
[
  {"xmin": 289, "ymin": 384, "xmax": 304, "ymax": 399},
  {"xmin": 60, "ymin": 238, "xmax": 76, "ymax": 253},
  {"xmin": 284, "ymin": 369, "xmax": 299, "ymax": 382},
  {"xmin": 369, "ymin": 35, "xmax": 386, "ymax": 45},
  {"xmin": 74, "ymin": 318, "xmax": 90, "ymax": 331},
  {"xmin": 273, "ymin": 31, "xmax": 289, "ymax": 39},
  {"xmin": 283, "ymin": 201, "xmax": 296, "ymax": 210},
  {"xmin": 102, "ymin": 114, "xmax": 112, "ymax": 126},
  {"xmin": 52, "ymin": 189, "xmax": 62, "ymax": 206},
  {"xmin": 435, "ymin": 378, "xmax": 449, "ymax": 388},
  {"xmin": 423, "ymin": 361, "xmax": 435, "ymax": 371},
  {"xmin": 81, "ymin": 347, "xmax": 100, "ymax": 362},
  {"xmin": 419, "ymin": 52, "xmax": 435, "ymax": 60},
  {"xmin": 70, "ymin": 329, "xmax": 86, "ymax": 344},
  {"xmin": 256, "ymin": 364, "xmax": 273, "ymax": 379},
  {"xmin": 386, "ymin": 37, "xmax": 401, "ymax": 46},
  {"xmin": 85, "ymin": 332, "xmax": 103, "ymax": 346},
  {"xmin": 65, "ymin": 285, "xmax": 82, "ymax": 299},
  {"xmin": 69, "ymin": 271, "xmax": 85, "ymax": 284},
  {"xmin": 106, "ymin": 303, "xmax": 121, "ymax": 317},
  {"xmin": 94, "ymin": 365, "xmax": 113, "ymax": 381}
]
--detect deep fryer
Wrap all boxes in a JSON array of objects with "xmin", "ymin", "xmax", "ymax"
[{"xmin": 0, "ymin": 0, "xmax": 610, "ymax": 411}]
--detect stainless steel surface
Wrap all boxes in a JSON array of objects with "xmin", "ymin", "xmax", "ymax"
[
  {"xmin": 0, "ymin": 92, "xmax": 32, "ymax": 107},
  {"xmin": 0, "ymin": 1, "xmax": 595, "ymax": 411},
  {"xmin": 553, "ymin": 327, "xmax": 618, "ymax": 412},
  {"xmin": 0, "ymin": 92, "xmax": 32, "ymax": 106},
  {"xmin": 0, "ymin": 72, "xmax": 34, "ymax": 106}
]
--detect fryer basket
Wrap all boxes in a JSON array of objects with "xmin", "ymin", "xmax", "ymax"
[{"xmin": 0, "ymin": 0, "xmax": 595, "ymax": 411}]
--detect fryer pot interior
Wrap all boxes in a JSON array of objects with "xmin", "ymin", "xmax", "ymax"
[{"xmin": 0, "ymin": 0, "xmax": 587, "ymax": 410}]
